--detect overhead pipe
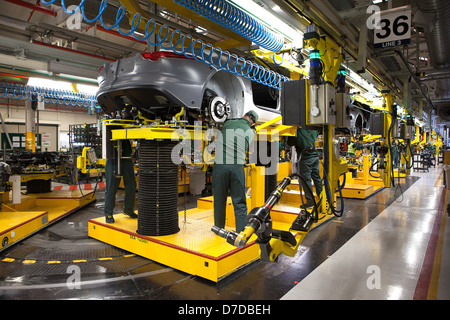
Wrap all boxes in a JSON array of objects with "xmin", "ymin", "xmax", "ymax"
[
  {"xmin": 172, "ymin": 0, "xmax": 285, "ymax": 52},
  {"xmin": 395, "ymin": 49, "xmax": 436, "ymax": 110},
  {"xmin": 5, "ymin": 0, "xmax": 57, "ymax": 16},
  {"xmin": 417, "ymin": 0, "xmax": 450, "ymax": 68}
]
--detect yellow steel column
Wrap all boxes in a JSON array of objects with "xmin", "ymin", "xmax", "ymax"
[
  {"xmin": 25, "ymin": 132, "xmax": 36, "ymax": 152},
  {"xmin": 362, "ymin": 155, "xmax": 369, "ymax": 185},
  {"xmin": 25, "ymin": 99, "xmax": 36, "ymax": 152},
  {"xmin": 250, "ymin": 165, "xmax": 265, "ymax": 210},
  {"xmin": 382, "ymin": 93, "xmax": 395, "ymax": 188}
]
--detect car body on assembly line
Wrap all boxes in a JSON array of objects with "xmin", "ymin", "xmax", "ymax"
[{"xmin": 96, "ymin": 51, "xmax": 282, "ymax": 126}]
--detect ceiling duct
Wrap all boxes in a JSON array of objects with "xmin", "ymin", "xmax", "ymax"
[
  {"xmin": 416, "ymin": 0, "xmax": 450, "ymax": 121},
  {"xmin": 416, "ymin": 0, "xmax": 450, "ymax": 68}
]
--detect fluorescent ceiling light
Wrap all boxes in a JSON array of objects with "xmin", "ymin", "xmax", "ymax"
[
  {"xmin": 27, "ymin": 77, "xmax": 98, "ymax": 95},
  {"xmin": 77, "ymin": 84, "xmax": 99, "ymax": 95},
  {"xmin": 27, "ymin": 77, "xmax": 73, "ymax": 91}
]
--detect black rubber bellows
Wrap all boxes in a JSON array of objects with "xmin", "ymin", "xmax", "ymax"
[{"xmin": 137, "ymin": 140, "xmax": 180, "ymax": 236}]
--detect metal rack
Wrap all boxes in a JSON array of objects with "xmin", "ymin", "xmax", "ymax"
[
  {"xmin": 413, "ymin": 152, "xmax": 433, "ymax": 172},
  {"xmin": 69, "ymin": 123, "xmax": 101, "ymax": 156}
]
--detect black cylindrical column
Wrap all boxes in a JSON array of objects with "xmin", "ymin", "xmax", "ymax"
[{"xmin": 137, "ymin": 140, "xmax": 180, "ymax": 236}]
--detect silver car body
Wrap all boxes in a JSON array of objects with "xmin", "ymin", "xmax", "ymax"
[{"xmin": 96, "ymin": 53, "xmax": 281, "ymax": 125}]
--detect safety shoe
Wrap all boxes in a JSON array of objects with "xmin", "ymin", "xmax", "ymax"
[
  {"xmin": 105, "ymin": 215, "xmax": 115, "ymax": 224},
  {"xmin": 123, "ymin": 211, "xmax": 138, "ymax": 219}
]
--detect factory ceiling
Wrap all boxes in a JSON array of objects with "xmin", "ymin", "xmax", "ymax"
[{"xmin": 0, "ymin": 0, "xmax": 448, "ymax": 128}]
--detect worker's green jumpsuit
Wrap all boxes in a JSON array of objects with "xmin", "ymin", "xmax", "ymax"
[
  {"xmin": 288, "ymin": 128, "xmax": 322, "ymax": 204},
  {"xmin": 212, "ymin": 118, "xmax": 254, "ymax": 233},
  {"xmin": 104, "ymin": 139, "xmax": 136, "ymax": 221}
]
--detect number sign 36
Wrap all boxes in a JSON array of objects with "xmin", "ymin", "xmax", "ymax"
[{"xmin": 373, "ymin": 9, "xmax": 411, "ymax": 48}]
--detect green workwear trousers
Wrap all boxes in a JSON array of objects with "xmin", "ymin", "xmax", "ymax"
[
  {"xmin": 104, "ymin": 158, "xmax": 136, "ymax": 217},
  {"xmin": 212, "ymin": 164, "xmax": 247, "ymax": 233},
  {"xmin": 298, "ymin": 156, "xmax": 322, "ymax": 202}
]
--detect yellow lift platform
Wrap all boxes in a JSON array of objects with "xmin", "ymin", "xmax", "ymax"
[
  {"xmin": 88, "ymin": 163, "xmax": 331, "ymax": 282},
  {"xmin": 340, "ymin": 155, "xmax": 384, "ymax": 199},
  {"xmin": 89, "ymin": 202, "xmax": 259, "ymax": 282},
  {"xmin": 0, "ymin": 188, "xmax": 95, "ymax": 250}
]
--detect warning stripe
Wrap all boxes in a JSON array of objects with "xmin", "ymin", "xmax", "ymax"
[
  {"xmin": 52, "ymin": 183, "xmax": 105, "ymax": 191},
  {"xmin": 2, "ymin": 254, "xmax": 136, "ymax": 265}
]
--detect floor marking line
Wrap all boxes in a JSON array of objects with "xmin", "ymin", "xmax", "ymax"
[
  {"xmin": 0, "ymin": 268, "xmax": 173, "ymax": 291},
  {"xmin": 413, "ymin": 187, "xmax": 447, "ymax": 300}
]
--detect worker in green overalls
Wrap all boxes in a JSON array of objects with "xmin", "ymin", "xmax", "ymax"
[
  {"xmin": 288, "ymin": 127, "xmax": 322, "ymax": 209},
  {"xmin": 212, "ymin": 110, "xmax": 258, "ymax": 233},
  {"xmin": 104, "ymin": 109, "xmax": 137, "ymax": 224}
]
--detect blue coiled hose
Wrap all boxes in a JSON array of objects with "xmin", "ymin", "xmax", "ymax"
[
  {"xmin": 173, "ymin": 0, "xmax": 284, "ymax": 52},
  {"xmin": 40, "ymin": 0, "xmax": 291, "ymax": 90},
  {"xmin": 0, "ymin": 82, "xmax": 96, "ymax": 107}
]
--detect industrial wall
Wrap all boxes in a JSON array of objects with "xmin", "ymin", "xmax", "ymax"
[{"xmin": 0, "ymin": 98, "xmax": 97, "ymax": 151}]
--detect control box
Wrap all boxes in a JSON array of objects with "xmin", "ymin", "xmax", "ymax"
[
  {"xmin": 400, "ymin": 122, "xmax": 413, "ymax": 140},
  {"xmin": 370, "ymin": 113, "xmax": 385, "ymax": 136},
  {"xmin": 307, "ymin": 83, "xmax": 336, "ymax": 125},
  {"xmin": 281, "ymin": 79, "xmax": 318, "ymax": 129},
  {"xmin": 280, "ymin": 79, "xmax": 307, "ymax": 127}
]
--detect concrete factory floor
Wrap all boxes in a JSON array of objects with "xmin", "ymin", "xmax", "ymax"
[{"xmin": 0, "ymin": 166, "xmax": 449, "ymax": 300}]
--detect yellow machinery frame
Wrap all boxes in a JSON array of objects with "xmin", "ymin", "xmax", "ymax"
[{"xmin": 303, "ymin": 26, "xmax": 348, "ymax": 212}]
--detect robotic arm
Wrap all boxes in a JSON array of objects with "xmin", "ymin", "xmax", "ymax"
[{"xmin": 211, "ymin": 172, "xmax": 318, "ymax": 262}]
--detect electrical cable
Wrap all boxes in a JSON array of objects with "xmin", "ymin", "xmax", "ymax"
[
  {"xmin": 289, "ymin": 171, "xmax": 319, "ymax": 223},
  {"xmin": 369, "ymin": 158, "xmax": 381, "ymax": 178},
  {"xmin": 321, "ymin": 160, "xmax": 346, "ymax": 217},
  {"xmin": 386, "ymin": 107, "xmax": 405, "ymax": 202},
  {"xmin": 322, "ymin": 125, "xmax": 345, "ymax": 217},
  {"xmin": 76, "ymin": 161, "xmax": 103, "ymax": 201},
  {"xmin": 387, "ymin": 111, "xmax": 395, "ymax": 187}
]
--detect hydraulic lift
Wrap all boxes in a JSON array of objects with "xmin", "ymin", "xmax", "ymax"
[{"xmin": 88, "ymin": 123, "xmax": 265, "ymax": 282}]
